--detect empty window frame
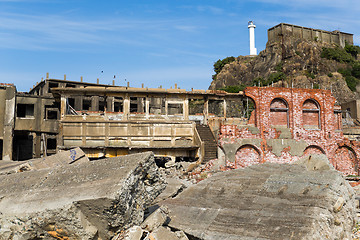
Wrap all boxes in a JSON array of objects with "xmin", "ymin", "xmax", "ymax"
[
  {"xmin": 189, "ymin": 98, "xmax": 204, "ymax": 115},
  {"xmin": 45, "ymin": 107, "xmax": 58, "ymax": 120},
  {"xmin": 48, "ymin": 82, "xmax": 59, "ymax": 93},
  {"xmin": 270, "ymin": 98, "xmax": 289, "ymax": 127},
  {"xmin": 82, "ymin": 98, "xmax": 92, "ymax": 111},
  {"xmin": 302, "ymin": 99, "xmax": 320, "ymax": 129},
  {"xmin": 130, "ymin": 97, "xmax": 145, "ymax": 113},
  {"xmin": 149, "ymin": 97, "xmax": 165, "ymax": 115},
  {"xmin": 168, "ymin": 103, "xmax": 183, "ymax": 115},
  {"xmin": 46, "ymin": 138, "xmax": 57, "ymax": 150},
  {"xmin": 114, "ymin": 97, "xmax": 123, "ymax": 112},
  {"xmin": 17, "ymin": 104, "xmax": 34, "ymax": 118},
  {"xmin": 99, "ymin": 97, "xmax": 106, "ymax": 112}
]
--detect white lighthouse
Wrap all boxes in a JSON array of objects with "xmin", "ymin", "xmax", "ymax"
[{"xmin": 248, "ymin": 21, "xmax": 257, "ymax": 55}]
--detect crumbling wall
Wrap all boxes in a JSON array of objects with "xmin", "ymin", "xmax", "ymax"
[{"xmin": 218, "ymin": 87, "xmax": 360, "ymax": 176}]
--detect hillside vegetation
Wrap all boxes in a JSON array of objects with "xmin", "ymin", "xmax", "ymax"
[{"xmin": 209, "ymin": 36, "xmax": 360, "ymax": 103}]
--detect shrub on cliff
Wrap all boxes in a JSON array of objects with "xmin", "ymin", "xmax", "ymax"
[
  {"xmin": 220, "ymin": 84, "xmax": 246, "ymax": 93},
  {"xmin": 345, "ymin": 43, "xmax": 360, "ymax": 59},
  {"xmin": 213, "ymin": 56, "xmax": 236, "ymax": 74},
  {"xmin": 321, "ymin": 47, "xmax": 353, "ymax": 63}
]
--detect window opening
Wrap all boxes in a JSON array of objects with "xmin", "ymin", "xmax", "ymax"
[
  {"xmin": 270, "ymin": 98, "xmax": 289, "ymax": 127},
  {"xmin": 17, "ymin": 104, "xmax": 34, "ymax": 118}
]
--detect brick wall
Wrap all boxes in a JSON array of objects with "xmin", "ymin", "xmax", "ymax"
[{"xmin": 217, "ymin": 87, "xmax": 360, "ymax": 176}]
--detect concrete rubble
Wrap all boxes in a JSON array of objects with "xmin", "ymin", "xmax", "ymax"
[
  {"xmin": 114, "ymin": 205, "xmax": 189, "ymax": 240},
  {"xmin": 0, "ymin": 147, "xmax": 89, "ymax": 175},
  {"xmin": 162, "ymin": 154, "xmax": 356, "ymax": 240},
  {"xmin": 0, "ymin": 151, "xmax": 166, "ymax": 239}
]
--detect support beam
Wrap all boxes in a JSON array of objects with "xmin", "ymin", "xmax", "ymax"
[
  {"xmin": 91, "ymin": 96, "xmax": 99, "ymax": 111},
  {"xmin": 145, "ymin": 97, "xmax": 150, "ymax": 119},
  {"xmin": 123, "ymin": 94, "xmax": 130, "ymax": 120},
  {"xmin": 183, "ymin": 97, "xmax": 189, "ymax": 120},
  {"xmin": 204, "ymin": 98, "xmax": 209, "ymax": 125},
  {"xmin": 3, "ymin": 87, "xmax": 16, "ymax": 160}
]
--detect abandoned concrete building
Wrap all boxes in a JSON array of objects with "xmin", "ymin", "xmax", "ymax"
[
  {"xmin": 2, "ymin": 76, "xmax": 360, "ymax": 177},
  {"xmin": 267, "ymin": 23, "xmax": 354, "ymax": 47},
  {"xmin": 0, "ymin": 77, "xmax": 250, "ymax": 163}
]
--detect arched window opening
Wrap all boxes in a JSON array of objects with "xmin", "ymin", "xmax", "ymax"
[
  {"xmin": 303, "ymin": 99, "xmax": 320, "ymax": 129},
  {"xmin": 235, "ymin": 144, "xmax": 261, "ymax": 168},
  {"xmin": 270, "ymin": 98, "xmax": 289, "ymax": 127},
  {"xmin": 303, "ymin": 145, "xmax": 325, "ymax": 156},
  {"xmin": 335, "ymin": 146, "xmax": 358, "ymax": 176}
]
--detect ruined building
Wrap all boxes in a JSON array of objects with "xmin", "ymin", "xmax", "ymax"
[
  {"xmin": 268, "ymin": 23, "xmax": 353, "ymax": 47},
  {"xmin": 217, "ymin": 87, "xmax": 360, "ymax": 176},
  {"xmin": 2, "ymin": 75, "xmax": 360, "ymax": 176},
  {"xmin": 0, "ymin": 76, "xmax": 248, "ymax": 163},
  {"xmin": 1, "ymin": 22, "xmax": 360, "ymax": 176}
]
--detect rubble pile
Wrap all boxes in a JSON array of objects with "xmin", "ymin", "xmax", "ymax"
[
  {"xmin": 0, "ymin": 150, "xmax": 357, "ymax": 240},
  {"xmin": 0, "ymin": 151, "xmax": 166, "ymax": 239},
  {"xmin": 162, "ymin": 154, "xmax": 356, "ymax": 240}
]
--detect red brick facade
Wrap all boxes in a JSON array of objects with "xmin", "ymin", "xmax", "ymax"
[{"xmin": 218, "ymin": 87, "xmax": 360, "ymax": 176}]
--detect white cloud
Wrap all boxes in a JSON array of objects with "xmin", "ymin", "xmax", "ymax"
[{"xmin": 0, "ymin": 12, "xmax": 200, "ymax": 51}]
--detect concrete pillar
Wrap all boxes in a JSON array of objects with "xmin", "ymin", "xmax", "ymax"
[
  {"xmin": 91, "ymin": 96, "xmax": 99, "ymax": 111},
  {"xmin": 43, "ymin": 81, "xmax": 49, "ymax": 94},
  {"xmin": 145, "ymin": 97, "xmax": 150, "ymax": 119},
  {"xmin": 34, "ymin": 132, "xmax": 41, "ymax": 158},
  {"xmin": 3, "ymin": 86, "xmax": 16, "ymax": 160},
  {"xmin": 123, "ymin": 95, "xmax": 130, "ymax": 120},
  {"xmin": 60, "ymin": 96, "xmax": 66, "ymax": 119},
  {"xmin": 74, "ymin": 96, "xmax": 83, "ymax": 111},
  {"xmin": 107, "ymin": 97, "xmax": 114, "ymax": 112},
  {"xmin": 165, "ymin": 96, "xmax": 169, "ymax": 119},
  {"xmin": 223, "ymin": 99, "xmax": 227, "ymax": 118},
  {"xmin": 137, "ymin": 98, "xmax": 144, "ymax": 113},
  {"xmin": 183, "ymin": 97, "xmax": 189, "ymax": 120},
  {"xmin": 204, "ymin": 98, "xmax": 209, "ymax": 125}
]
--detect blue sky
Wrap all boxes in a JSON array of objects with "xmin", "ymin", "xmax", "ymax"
[{"xmin": 1, "ymin": 0, "xmax": 359, "ymax": 92}]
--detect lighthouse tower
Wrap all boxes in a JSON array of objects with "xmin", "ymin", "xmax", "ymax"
[{"xmin": 248, "ymin": 21, "xmax": 257, "ymax": 55}]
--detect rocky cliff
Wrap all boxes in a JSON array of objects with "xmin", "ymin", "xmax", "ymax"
[{"xmin": 209, "ymin": 35, "xmax": 359, "ymax": 104}]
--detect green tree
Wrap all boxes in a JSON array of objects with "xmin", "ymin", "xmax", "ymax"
[{"xmin": 213, "ymin": 56, "xmax": 236, "ymax": 74}]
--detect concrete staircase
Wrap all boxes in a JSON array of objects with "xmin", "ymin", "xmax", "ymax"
[{"xmin": 196, "ymin": 124, "xmax": 217, "ymax": 162}]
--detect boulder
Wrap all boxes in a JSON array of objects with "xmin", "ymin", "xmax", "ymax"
[
  {"xmin": 0, "ymin": 152, "xmax": 166, "ymax": 239},
  {"xmin": 163, "ymin": 159, "xmax": 355, "ymax": 240}
]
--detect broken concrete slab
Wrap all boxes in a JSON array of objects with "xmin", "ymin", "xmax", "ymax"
[
  {"xmin": 147, "ymin": 226, "xmax": 179, "ymax": 240},
  {"xmin": 30, "ymin": 147, "xmax": 89, "ymax": 167},
  {"xmin": 141, "ymin": 206, "xmax": 169, "ymax": 232},
  {"xmin": 0, "ymin": 152, "xmax": 166, "ymax": 239},
  {"xmin": 162, "ymin": 159, "xmax": 355, "ymax": 240},
  {"xmin": 153, "ymin": 177, "xmax": 187, "ymax": 203},
  {"xmin": 0, "ymin": 147, "xmax": 89, "ymax": 175},
  {"xmin": 295, "ymin": 153, "xmax": 335, "ymax": 171}
]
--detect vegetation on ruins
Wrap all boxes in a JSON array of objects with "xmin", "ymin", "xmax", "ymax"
[{"xmin": 320, "ymin": 43, "xmax": 360, "ymax": 91}]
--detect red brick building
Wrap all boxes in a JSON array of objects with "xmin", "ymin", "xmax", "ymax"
[{"xmin": 218, "ymin": 87, "xmax": 360, "ymax": 176}]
